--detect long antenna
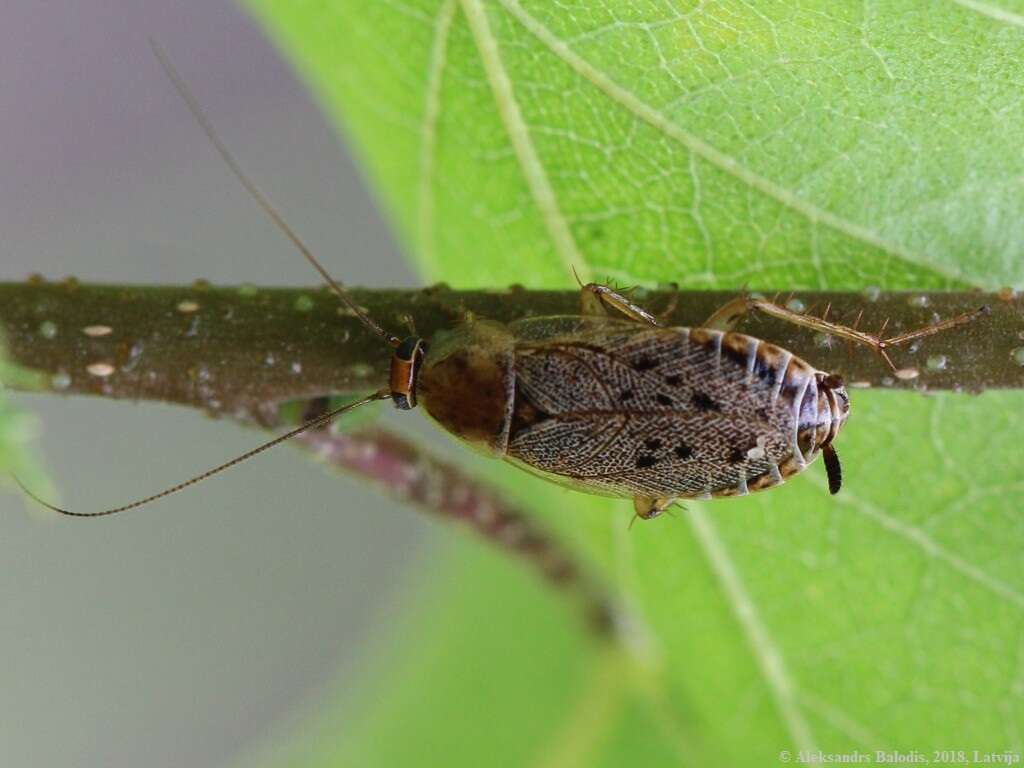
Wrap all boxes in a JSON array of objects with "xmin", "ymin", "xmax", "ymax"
[
  {"xmin": 149, "ymin": 39, "xmax": 400, "ymax": 347},
  {"xmin": 15, "ymin": 391, "xmax": 390, "ymax": 518}
]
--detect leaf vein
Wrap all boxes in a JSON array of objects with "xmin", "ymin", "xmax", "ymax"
[
  {"xmin": 688, "ymin": 507, "xmax": 818, "ymax": 753},
  {"xmin": 497, "ymin": 0, "xmax": 975, "ymax": 287},
  {"xmin": 950, "ymin": 0, "xmax": 1024, "ymax": 28},
  {"xmin": 798, "ymin": 690, "xmax": 889, "ymax": 751},
  {"xmin": 834, "ymin": 488, "xmax": 1024, "ymax": 611},
  {"xmin": 417, "ymin": 0, "xmax": 458, "ymax": 275},
  {"xmin": 461, "ymin": 0, "xmax": 590, "ymax": 281}
]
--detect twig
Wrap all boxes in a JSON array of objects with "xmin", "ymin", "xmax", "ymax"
[
  {"xmin": 243, "ymin": 404, "xmax": 617, "ymax": 635},
  {"xmin": 1, "ymin": 282, "xmax": 1019, "ymax": 413}
]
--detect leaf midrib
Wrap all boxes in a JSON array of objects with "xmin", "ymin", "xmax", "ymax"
[{"xmin": 494, "ymin": 0, "xmax": 978, "ymax": 288}]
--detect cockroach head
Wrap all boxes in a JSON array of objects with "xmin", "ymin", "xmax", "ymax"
[{"xmin": 390, "ymin": 336, "xmax": 428, "ymax": 410}]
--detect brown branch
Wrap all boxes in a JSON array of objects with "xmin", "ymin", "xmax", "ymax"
[{"xmin": 1, "ymin": 282, "xmax": 1020, "ymax": 412}]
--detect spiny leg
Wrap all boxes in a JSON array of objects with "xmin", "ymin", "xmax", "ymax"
[
  {"xmin": 656, "ymin": 282, "xmax": 680, "ymax": 323},
  {"xmin": 579, "ymin": 282, "xmax": 662, "ymax": 326},
  {"xmin": 399, "ymin": 311, "xmax": 418, "ymax": 337},
  {"xmin": 701, "ymin": 295, "xmax": 750, "ymax": 332},
  {"xmin": 632, "ymin": 495, "xmax": 674, "ymax": 523},
  {"xmin": 702, "ymin": 295, "xmax": 988, "ymax": 370}
]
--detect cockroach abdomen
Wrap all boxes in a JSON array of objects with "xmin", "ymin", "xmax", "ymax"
[{"xmin": 502, "ymin": 321, "xmax": 850, "ymax": 502}]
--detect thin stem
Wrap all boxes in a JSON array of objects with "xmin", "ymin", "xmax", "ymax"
[
  {"xmin": 243, "ymin": 402, "xmax": 617, "ymax": 635},
  {"xmin": 1, "ymin": 282, "xmax": 1018, "ymax": 412}
]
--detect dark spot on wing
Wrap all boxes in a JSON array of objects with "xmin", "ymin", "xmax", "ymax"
[
  {"xmin": 692, "ymin": 391, "xmax": 720, "ymax": 411},
  {"xmin": 656, "ymin": 393, "xmax": 673, "ymax": 407},
  {"xmin": 636, "ymin": 454, "xmax": 658, "ymax": 468},
  {"xmin": 644, "ymin": 438, "xmax": 662, "ymax": 451},
  {"xmin": 619, "ymin": 389, "xmax": 635, "ymax": 402},
  {"xmin": 633, "ymin": 356, "xmax": 658, "ymax": 371},
  {"xmin": 664, "ymin": 374, "xmax": 682, "ymax": 386},
  {"xmin": 674, "ymin": 443, "xmax": 693, "ymax": 460},
  {"xmin": 727, "ymin": 448, "xmax": 745, "ymax": 464}
]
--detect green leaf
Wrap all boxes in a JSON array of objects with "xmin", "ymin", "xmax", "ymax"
[
  {"xmin": 245, "ymin": 2, "xmax": 1024, "ymax": 766},
  {"xmin": 0, "ymin": 345, "xmax": 53, "ymax": 511},
  {"xmin": 250, "ymin": 0, "xmax": 1024, "ymax": 292}
]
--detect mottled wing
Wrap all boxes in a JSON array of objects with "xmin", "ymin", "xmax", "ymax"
[{"xmin": 506, "ymin": 318, "xmax": 812, "ymax": 499}]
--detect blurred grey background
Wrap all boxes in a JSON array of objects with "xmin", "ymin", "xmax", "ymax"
[{"xmin": 0, "ymin": 3, "xmax": 434, "ymax": 766}]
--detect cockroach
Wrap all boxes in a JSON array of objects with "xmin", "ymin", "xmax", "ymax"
[{"xmin": 16, "ymin": 45, "xmax": 987, "ymax": 523}]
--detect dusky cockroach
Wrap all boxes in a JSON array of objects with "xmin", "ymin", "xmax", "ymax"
[{"xmin": 16, "ymin": 44, "xmax": 986, "ymax": 523}]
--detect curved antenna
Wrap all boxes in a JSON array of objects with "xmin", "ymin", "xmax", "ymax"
[
  {"xmin": 14, "ymin": 391, "xmax": 389, "ymax": 518},
  {"xmin": 149, "ymin": 39, "xmax": 400, "ymax": 347}
]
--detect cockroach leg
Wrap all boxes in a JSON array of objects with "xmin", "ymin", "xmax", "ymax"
[
  {"xmin": 701, "ymin": 295, "xmax": 749, "ymax": 331},
  {"xmin": 632, "ymin": 495, "xmax": 674, "ymax": 523},
  {"xmin": 399, "ymin": 312, "xmax": 418, "ymax": 337},
  {"xmin": 748, "ymin": 297, "xmax": 988, "ymax": 370},
  {"xmin": 580, "ymin": 282, "xmax": 662, "ymax": 327},
  {"xmin": 703, "ymin": 295, "xmax": 989, "ymax": 370},
  {"xmin": 656, "ymin": 281, "xmax": 681, "ymax": 322}
]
